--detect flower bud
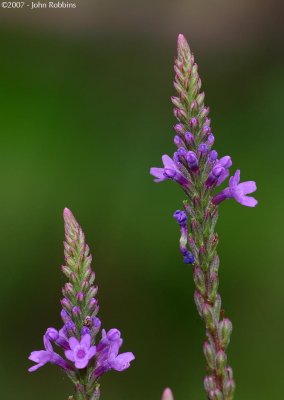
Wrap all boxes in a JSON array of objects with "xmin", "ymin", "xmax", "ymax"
[
  {"xmin": 63, "ymin": 283, "xmax": 75, "ymax": 296},
  {"xmin": 186, "ymin": 151, "xmax": 199, "ymax": 172},
  {"xmin": 204, "ymin": 375, "xmax": 216, "ymax": 392},
  {"xmin": 171, "ymin": 96, "xmax": 182, "ymax": 108},
  {"xmin": 161, "ymin": 388, "xmax": 174, "ymax": 400},
  {"xmin": 215, "ymin": 350, "xmax": 227, "ymax": 376},
  {"xmin": 219, "ymin": 318, "xmax": 233, "ymax": 349},
  {"xmin": 209, "ymin": 150, "xmax": 218, "ymax": 162},
  {"xmin": 196, "ymin": 92, "xmax": 205, "ymax": 106},
  {"xmin": 198, "ymin": 143, "xmax": 208, "ymax": 155},
  {"xmin": 194, "ymin": 290, "xmax": 205, "ymax": 317},
  {"xmin": 174, "ymin": 123, "xmax": 184, "ymax": 134},
  {"xmin": 193, "ymin": 266, "xmax": 206, "ymax": 296},
  {"xmin": 190, "ymin": 117, "xmax": 198, "ymax": 128},
  {"xmin": 202, "ymin": 304, "xmax": 215, "ymax": 332},
  {"xmin": 61, "ymin": 309, "xmax": 70, "ymax": 323},
  {"xmin": 88, "ymin": 298, "xmax": 98, "ymax": 311},
  {"xmin": 202, "ymin": 125, "xmax": 211, "ymax": 135},
  {"xmin": 226, "ymin": 366, "xmax": 234, "ymax": 380},
  {"xmin": 185, "ymin": 131, "xmax": 194, "ymax": 145},
  {"xmin": 207, "ymin": 134, "xmax": 215, "ymax": 146},
  {"xmin": 72, "ymin": 306, "xmax": 81, "ymax": 317},
  {"xmin": 213, "ymin": 294, "xmax": 222, "ymax": 320},
  {"xmin": 223, "ymin": 379, "xmax": 235, "ymax": 398},
  {"xmin": 208, "ymin": 272, "xmax": 219, "ymax": 302},
  {"xmin": 203, "ymin": 341, "xmax": 215, "ymax": 370},
  {"xmin": 200, "ymin": 106, "xmax": 210, "ymax": 118},
  {"xmin": 61, "ymin": 265, "xmax": 72, "ymax": 278},
  {"xmin": 190, "ymin": 101, "xmax": 198, "ymax": 112},
  {"xmin": 77, "ymin": 292, "xmax": 84, "ymax": 302},
  {"xmin": 61, "ymin": 298, "xmax": 72, "ymax": 310},
  {"xmin": 210, "ymin": 389, "xmax": 223, "ymax": 400}
]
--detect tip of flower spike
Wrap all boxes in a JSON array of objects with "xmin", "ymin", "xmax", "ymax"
[
  {"xmin": 63, "ymin": 207, "xmax": 74, "ymax": 220},
  {"xmin": 162, "ymin": 388, "xmax": 174, "ymax": 400},
  {"xmin": 177, "ymin": 33, "xmax": 188, "ymax": 48}
]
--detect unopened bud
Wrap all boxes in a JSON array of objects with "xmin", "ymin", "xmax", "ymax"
[
  {"xmin": 61, "ymin": 298, "xmax": 72, "ymax": 310},
  {"xmin": 215, "ymin": 350, "xmax": 227, "ymax": 375},
  {"xmin": 174, "ymin": 123, "xmax": 185, "ymax": 134},
  {"xmin": 208, "ymin": 272, "xmax": 219, "ymax": 302},
  {"xmin": 204, "ymin": 375, "xmax": 216, "ymax": 392},
  {"xmin": 77, "ymin": 292, "xmax": 84, "ymax": 302},
  {"xmin": 219, "ymin": 318, "xmax": 233, "ymax": 349},
  {"xmin": 88, "ymin": 298, "xmax": 98, "ymax": 311},
  {"xmin": 211, "ymin": 389, "xmax": 223, "ymax": 400},
  {"xmin": 203, "ymin": 341, "xmax": 215, "ymax": 370},
  {"xmin": 223, "ymin": 379, "xmax": 235, "ymax": 398},
  {"xmin": 196, "ymin": 92, "xmax": 205, "ymax": 106},
  {"xmin": 194, "ymin": 290, "xmax": 205, "ymax": 317},
  {"xmin": 61, "ymin": 265, "xmax": 72, "ymax": 278},
  {"xmin": 193, "ymin": 266, "xmax": 206, "ymax": 296},
  {"xmin": 213, "ymin": 294, "xmax": 222, "ymax": 319},
  {"xmin": 202, "ymin": 304, "xmax": 215, "ymax": 332},
  {"xmin": 72, "ymin": 306, "xmax": 81, "ymax": 317},
  {"xmin": 161, "ymin": 388, "xmax": 174, "ymax": 400}
]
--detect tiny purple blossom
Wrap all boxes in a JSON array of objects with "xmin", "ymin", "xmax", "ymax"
[
  {"xmin": 65, "ymin": 334, "xmax": 96, "ymax": 369},
  {"xmin": 29, "ymin": 329, "xmax": 71, "ymax": 372},
  {"xmin": 174, "ymin": 123, "xmax": 184, "ymax": 134},
  {"xmin": 173, "ymin": 210, "xmax": 187, "ymax": 227},
  {"xmin": 150, "ymin": 155, "xmax": 188, "ymax": 186},
  {"xmin": 94, "ymin": 329, "xmax": 135, "ymax": 378},
  {"xmin": 212, "ymin": 170, "xmax": 257, "ymax": 207}
]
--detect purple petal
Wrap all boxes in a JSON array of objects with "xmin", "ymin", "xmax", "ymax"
[
  {"xmin": 75, "ymin": 357, "xmax": 89, "ymax": 369},
  {"xmin": 65, "ymin": 350, "xmax": 75, "ymax": 362},
  {"xmin": 237, "ymin": 181, "xmax": 257, "ymax": 195},
  {"xmin": 216, "ymin": 169, "xmax": 229, "ymax": 186},
  {"xmin": 29, "ymin": 350, "xmax": 51, "ymax": 364},
  {"xmin": 80, "ymin": 334, "xmax": 91, "ymax": 348},
  {"xmin": 150, "ymin": 167, "xmax": 167, "ymax": 183},
  {"xmin": 28, "ymin": 363, "xmax": 45, "ymax": 372},
  {"xmin": 69, "ymin": 337, "xmax": 79, "ymax": 350},
  {"xmin": 109, "ymin": 352, "xmax": 135, "ymax": 371},
  {"xmin": 162, "ymin": 155, "xmax": 176, "ymax": 170},
  {"xmin": 237, "ymin": 195, "xmax": 258, "ymax": 207},
  {"xmin": 88, "ymin": 346, "xmax": 96, "ymax": 360},
  {"xmin": 229, "ymin": 170, "xmax": 240, "ymax": 188}
]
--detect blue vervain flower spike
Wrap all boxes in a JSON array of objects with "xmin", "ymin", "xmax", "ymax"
[
  {"xmin": 28, "ymin": 208, "xmax": 135, "ymax": 400},
  {"xmin": 150, "ymin": 34, "xmax": 258, "ymax": 400}
]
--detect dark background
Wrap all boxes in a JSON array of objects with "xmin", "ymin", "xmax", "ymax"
[{"xmin": 0, "ymin": 1, "xmax": 283, "ymax": 399}]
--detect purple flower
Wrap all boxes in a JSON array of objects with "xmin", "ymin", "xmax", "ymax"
[
  {"xmin": 183, "ymin": 250, "xmax": 194, "ymax": 264},
  {"xmin": 150, "ymin": 155, "xmax": 188, "ymax": 186},
  {"xmin": 65, "ymin": 334, "xmax": 96, "ymax": 369},
  {"xmin": 173, "ymin": 210, "xmax": 187, "ymax": 227},
  {"xmin": 212, "ymin": 170, "xmax": 257, "ymax": 207},
  {"xmin": 186, "ymin": 151, "xmax": 199, "ymax": 172},
  {"xmin": 28, "ymin": 329, "xmax": 71, "ymax": 372},
  {"xmin": 94, "ymin": 329, "xmax": 135, "ymax": 378}
]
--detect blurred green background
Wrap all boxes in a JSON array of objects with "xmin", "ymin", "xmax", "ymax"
[{"xmin": 0, "ymin": 1, "xmax": 283, "ymax": 399}]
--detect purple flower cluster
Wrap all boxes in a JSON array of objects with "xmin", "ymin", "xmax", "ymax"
[
  {"xmin": 150, "ymin": 34, "xmax": 257, "ymax": 399},
  {"xmin": 28, "ymin": 209, "xmax": 134, "ymax": 399},
  {"xmin": 150, "ymin": 144, "xmax": 257, "ymax": 209}
]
